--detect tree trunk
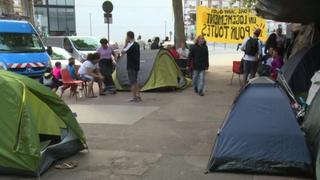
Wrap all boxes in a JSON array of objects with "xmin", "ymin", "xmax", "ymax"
[{"xmin": 172, "ymin": 0, "xmax": 186, "ymax": 48}]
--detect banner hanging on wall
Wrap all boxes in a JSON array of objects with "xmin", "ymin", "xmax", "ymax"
[{"xmin": 196, "ymin": 6, "xmax": 267, "ymax": 44}]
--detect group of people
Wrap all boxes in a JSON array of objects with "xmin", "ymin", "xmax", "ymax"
[
  {"xmin": 240, "ymin": 27, "xmax": 285, "ymax": 84},
  {"xmin": 40, "ymin": 31, "xmax": 142, "ymax": 102}
]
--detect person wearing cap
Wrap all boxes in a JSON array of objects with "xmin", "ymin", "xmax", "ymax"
[{"xmin": 240, "ymin": 28, "xmax": 263, "ymax": 84}]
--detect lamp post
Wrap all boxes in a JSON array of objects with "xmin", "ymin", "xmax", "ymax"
[{"xmin": 164, "ymin": 20, "xmax": 167, "ymax": 38}]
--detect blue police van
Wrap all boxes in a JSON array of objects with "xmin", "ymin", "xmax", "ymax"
[{"xmin": 0, "ymin": 20, "xmax": 49, "ymax": 77}]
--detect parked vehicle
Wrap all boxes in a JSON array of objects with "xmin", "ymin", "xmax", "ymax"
[
  {"xmin": 50, "ymin": 47, "xmax": 82, "ymax": 68},
  {"xmin": 0, "ymin": 20, "xmax": 50, "ymax": 77},
  {"xmin": 44, "ymin": 36, "xmax": 100, "ymax": 62}
]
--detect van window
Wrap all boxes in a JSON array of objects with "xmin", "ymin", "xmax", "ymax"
[
  {"xmin": 51, "ymin": 47, "xmax": 72, "ymax": 60},
  {"xmin": 69, "ymin": 37, "xmax": 99, "ymax": 51},
  {"xmin": 0, "ymin": 33, "xmax": 45, "ymax": 53},
  {"xmin": 64, "ymin": 38, "xmax": 73, "ymax": 52}
]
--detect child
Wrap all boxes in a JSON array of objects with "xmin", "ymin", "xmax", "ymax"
[
  {"xmin": 39, "ymin": 67, "xmax": 62, "ymax": 92},
  {"xmin": 271, "ymin": 48, "xmax": 284, "ymax": 79},
  {"xmin": 53, "ymin": 61, "xmax": 62, "ymax": 80},
  {"xmin": 67, "ymin": 57, "xmax": 77, "ymax": 80},
  {"xmin": 78, "ymin": 53, "xmax": 105, "ymax": 97},
  {"xmin": 61, "ymin": 58, "xmax": 79, "ymax": 97}
]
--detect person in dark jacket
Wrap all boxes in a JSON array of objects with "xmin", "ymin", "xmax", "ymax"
[
  {"xmin": 188, "ymin": 35, "xmax": 209, "ymax": 96},
  {"xmin": 265, "ymin": 33, "xmax": 277, "ymax": 54},
  {"xmin": 121, "ymin": 31, "xmax": 142, "ymax": 102}
]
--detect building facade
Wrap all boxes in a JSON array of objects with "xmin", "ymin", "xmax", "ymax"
[
  {"xmin": 34, "ymin": 0, "xmax": 75, "ymax": 36},
  {"xmin": 0, "ymin": 0, "xmax": 34, "ymax": 23}
]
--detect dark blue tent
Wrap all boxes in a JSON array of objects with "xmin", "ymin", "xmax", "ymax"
[{"xmin": 207, "ymin": 77, "xmax": 312, "ymax": 176}]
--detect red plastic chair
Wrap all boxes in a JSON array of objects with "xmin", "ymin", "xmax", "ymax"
[
  {"xmin": 61, "ymin": 69, "xmax": 85, "ymax": 101},
  {"xmin": 230, "ymin": 61, "xmax": 242, "ymax": 85}
]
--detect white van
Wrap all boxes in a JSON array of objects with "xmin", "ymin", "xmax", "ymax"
[{"xmin": 44, "ymin": 36, "xmax": 100, "ymax": 62}]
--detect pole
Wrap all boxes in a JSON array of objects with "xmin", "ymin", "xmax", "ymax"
[
  {"xmin": 89, "ymin": 13, "xmax": 92, "ymax": 36},
  {"xmin": 107, "ymin": 23, "xmax": 110, "ymax": 41},
  {"xmin": 164, "ymin": 20, "xmax": 167, "ymax": 38}
]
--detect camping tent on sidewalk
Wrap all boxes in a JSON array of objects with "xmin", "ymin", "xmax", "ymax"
[
  {"xmin": 281, "ymin": 42, "xmax": 320, "ymax": 95},
  {"xmin": 303, "ymin": 89, "xmax": 320, "ymax": 179},
  {"xmin": 113, "ymin": 49, "xmax": 190, "ymax": 91},
  {"xmin": 207, "ymin": 77, "xmax": 312, "ymax": 176},
  {"xmin": 306, "ymin": 71, "xmax": 320, "ymax": 105},
  {"xmin": 0, "ymin": 70, "xmax": 86, "ymax": 177}
]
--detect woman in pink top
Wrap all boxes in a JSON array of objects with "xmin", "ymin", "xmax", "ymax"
[
  {"xmin": 96, "ymin": 38, "xmax": 116, "ymax": 94},
  {"xmin": 271, "ymin": 48, "xmax": 284, "ymax": 79},
  {"xmin": 52, "ymin": 61, "xmax": 62, "ymax": 79}
]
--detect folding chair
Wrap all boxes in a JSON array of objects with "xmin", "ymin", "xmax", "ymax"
[
  {"xmin": 230, "ymin": 61, "xmax": 242, "ymax": 85},
  {"xmin": 61, "ymin": 69, "xmax": 85, "ymax": 101}
]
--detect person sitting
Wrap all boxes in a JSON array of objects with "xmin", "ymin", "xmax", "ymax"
[
  {"xmin": 53, "ymin": 61, "xmax": 62, "ymax": 80},
  {"xmin": 271, "ymin": 48, "xmax": 284, "ymax": 79},
  {"xmin": 61, "ymin": 57, "xmax": 79, "ymax": 97},
  {"xmin": 78, "ymin": 53, "xmax": 105, "ymax": 97},
  {"xmin": 258, "ymin": 48, "xmax": 273, "ymax": 77},
  {"xmin": 151, "ymin": 37, "xmax": 160, "ymax": 50},
  {"xmin": 177, "ymin": 42, "xmax": 189, "ymax": 60},
  {"xmin": 67, "ymin": 57, "xmax": 78, "ymax": 80},
  {"xmin": 168, "ymin": 45, "xmax": 180, "ymax": 60},
  {"xmin": 177, "ymin": 42, "xmax": 190, "ymax": 76},
  {"xmin": 39, "ymin": 67, "xmax": 62, "ymax": 92}
]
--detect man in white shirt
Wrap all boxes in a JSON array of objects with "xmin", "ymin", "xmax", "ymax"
[
  {"xmin": 137, "ymin": 35, "xmax": 146, "ymax": 50},
  {"xmin": 240, "ymin": 28, "xmax": 263, "ymax": 84}
]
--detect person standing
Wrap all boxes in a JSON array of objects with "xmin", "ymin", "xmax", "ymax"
[
  {"xmin": 275, "ymin": 27, "xmax": 286, "ymax": 56},
  {"xmin": 189, "ymin": 35, "xmax": 209, "ymax": 96},
  {"xmin": 96, "ymin": 38, "xmax": 116, "ymax": 94},
  {"xmin": 137, "ymin": 35, "xmax": 146, "ymax": 50},
  {"xmin": 122, "ymin": 31, "xmax": 141, "ymax": 102},
  {"xmin": 240, "ymin": 28, "xmax": 263, "ymax": 84}
]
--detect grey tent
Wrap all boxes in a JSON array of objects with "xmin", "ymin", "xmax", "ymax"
[
  {"xmin": 281, "ymin": 42, "xmax": 320, "ymax": 95},
  {"xmin": 256, "ymin": 0, "xmax": 320, "ymax": 23},
  {"xmin": 303, "ymin": 89, "xmax": 320, "ymax": 179},
  {"xmin": 113, "ymin": 49, "xmax": 190, "ymax": 91},
  {"xmin": 207, "ymin": 77, "xmax": 312, "ymax": 176}
]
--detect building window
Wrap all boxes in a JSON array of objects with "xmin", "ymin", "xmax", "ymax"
[
  {"xmin": 66, "ymin": 0, "xmax": 74, "ymax": 6},
  {"xmin": 57, "ymin": 0, "xmax": 66, "ymax": 6},
  {"xmin": 66, "ymin": 8, "xmax": 75, "ymax": 31},
  {"xmin": 34, "ymin": 0, "xmax": 47, "ymax": 5},
  {"xmin": 48, "ymin": 0, "xmax": 55, "ymax": 5},
  {"xmin": 35, "ymin": 7, "xmax": 48, "ymax": 34},
  {"xmin": 49, "ymin": 8, "xmax": 58, "ymax": 31},
  {"xmin": 35, "ymin": 0, "xmax": 75, "ymax": 36}
]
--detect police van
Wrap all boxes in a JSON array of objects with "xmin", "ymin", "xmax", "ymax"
[{"xmin": 0, "ymin": 20, "xmax": 50, "ymax": 77}]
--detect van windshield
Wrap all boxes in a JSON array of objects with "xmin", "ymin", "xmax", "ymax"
[
  {"xmin": 70, "ymin": 37, "xmax": 99, "ymax": 51},
  {"xmin": 0, "ymin": 33, "xmax": 45, "ymax": 53}
]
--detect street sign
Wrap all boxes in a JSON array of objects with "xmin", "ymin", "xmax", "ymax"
[
  {"xmin": 102, "ymin": 1, "xmax": 113, "ymax": 41},
  {"xmin": 102, "ymin": 1, "xmax": 113, "ymax": 13},
  {"xmin": 104, "ymin": 13, "xmax": 113, "ymax": 24}
]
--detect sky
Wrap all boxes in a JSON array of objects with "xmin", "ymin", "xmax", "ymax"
[{"xmin": 75, "ymin": 0, "xmax": 175, "ymax": 44}]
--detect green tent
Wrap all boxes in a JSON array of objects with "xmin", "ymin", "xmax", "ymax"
[
  {"xmin": 303, "ymin": 89, "xmax": 320, "ymax": 179},
  {"xmin": 0, "ymin": 70, "xmax": 86, "ymax": 177},
  {"xmin": 113, "ymin": 49, "xmax": 191, "ymax": 91}
]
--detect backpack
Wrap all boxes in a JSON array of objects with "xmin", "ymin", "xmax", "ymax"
[{"xmin": 245, "ymin": 37, "xmax": 259, "ymax": 56}]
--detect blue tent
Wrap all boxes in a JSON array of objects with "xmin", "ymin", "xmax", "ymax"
[{"xmin": 207, "ymin": 77, "xmax": 312, "ymax": 176}]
